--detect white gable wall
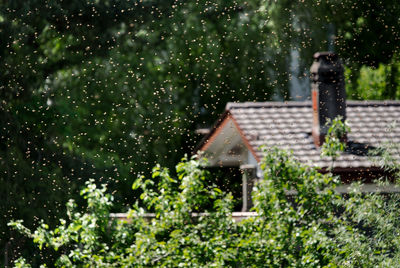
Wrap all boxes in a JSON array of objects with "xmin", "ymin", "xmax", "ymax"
[
  {"xmin": 201, "ymin": 118, "xmax": 262, "ymax": 177},
  {"xmin": 202, "ymin": 118, "xmax": 249, "ymax": 167}
]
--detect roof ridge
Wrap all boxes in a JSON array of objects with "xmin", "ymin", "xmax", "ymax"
[
  {"xmin": 346, "ymin": 100, "xmax": 400, "ymax": 106},
  {"xmin": 226, "ymin": 100, "xmax": 400, "ymax": 110},
  {"xmin": 226, "ymin": 101, "xmax": 310, "ymax": 110}
]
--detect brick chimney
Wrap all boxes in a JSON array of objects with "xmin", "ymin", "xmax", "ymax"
[{"xmin": 310, "ymin": 52, "xmax": 346, "ymax": 146}]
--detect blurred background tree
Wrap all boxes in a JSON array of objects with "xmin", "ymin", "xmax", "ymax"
[{"xmin": 1, "ymin": 0, "xmax": 399, "ymax": 264}]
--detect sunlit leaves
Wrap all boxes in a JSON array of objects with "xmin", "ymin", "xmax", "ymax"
[
  {"xmin": 2, "ymin": 0, "xmax": 400, "ymax": 265},
  {"xmin": 321, "ymin": 116, "xmax": 350, "ymax": 165},
  {"xmin": 9, "ymin": 148, "xmax": 400, "ymax": 266}
]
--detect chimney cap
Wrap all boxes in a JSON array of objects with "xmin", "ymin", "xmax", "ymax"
[{"xmin": 313, "ymin": 51, "xmax": 338, "ymax": 61}]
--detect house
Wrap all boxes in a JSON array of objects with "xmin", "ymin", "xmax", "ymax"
[{"xmin": 197, "ymin": 52, "xmax": 400, "ymax": 211}]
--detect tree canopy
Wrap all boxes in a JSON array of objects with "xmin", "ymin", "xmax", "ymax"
[{"xmin": 1, "ymin": 0, "xmax": 400, "ymax": 264}]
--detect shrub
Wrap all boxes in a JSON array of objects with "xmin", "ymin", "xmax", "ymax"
[{"xmin": 9, "ymin": 146, "xmax": 400, "ymax": 267}]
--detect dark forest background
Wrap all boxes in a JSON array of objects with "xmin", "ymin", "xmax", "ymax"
[{"xmin": 1, "ymin": 0, "xmax": 400, "ymax": 264}]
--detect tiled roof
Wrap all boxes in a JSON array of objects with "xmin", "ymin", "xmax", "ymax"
[{"xmin": 227, "ymin": 101, "xmax": 400, "ymax": 169}]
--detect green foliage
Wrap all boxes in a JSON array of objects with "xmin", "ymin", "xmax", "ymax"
[
  {"xmin": 9, "ymin": 157, "xmax": 238, "ymax": 267},
  {"xmin": 346, "ymin": 59, "xmax": 400, "ymax": 100},
  {"xmin": 321, "ymin": 116, "xmax": 350, "ymax": 166},
  {"xmin": 1, "ymin": 0, "xmax": 280, "ymax": 260},
  {"xmin": 7, "ymin": 151, "xmax": 341, "ymax": 267},
  {"xmin": 240, "ymin": 148, "xmax": 340, "ymax": 267},
  {"xmin": 9, "ymin": 179, "xmax": 119, "ymax": 267},
  {"xmin": 126, "ymin": 157, "xmax": 238, "ymax": 266},
  {"xmin": 2, "ymin": 0, "xmax": 400, "ymax": 264},
  {"xmin": 9, "ymin": 147, "xmax": 400, "ymax": 267},
  {"xmin": 334, "ymin": 183, "xmax": 400, "ymax": 267}
]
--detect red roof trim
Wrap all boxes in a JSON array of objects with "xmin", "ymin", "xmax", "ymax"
[
  {"xmin": 199, "ymin": 113, "xmax": 232, "ymax": 152},
  {"xmin": 198, "ymin": 111, "xmax": 261, "ymax": 163},
  {"xmin": 195, "ymin": 110, "xmax": 230, "ymax": 153}
]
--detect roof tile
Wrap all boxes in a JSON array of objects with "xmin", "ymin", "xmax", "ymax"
[{"xmin": 229, "ymin": 101, "xmax": 400, "ymax": 169}]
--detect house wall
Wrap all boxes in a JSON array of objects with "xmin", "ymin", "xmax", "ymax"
[{"xmin": 247, "ymin": 150, "xmax": 262, "ymax": 178}]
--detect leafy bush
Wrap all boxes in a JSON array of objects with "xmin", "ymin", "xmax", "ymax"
[
  {"xmin": 321, "ymin": 116, "xmax": 350, "ymax": 164},
  {"xmin": 9, "ymin": 158, "xmax": 238, "ymax": 267},
  {"xmin": 238, "ymin": 147, "xmax": 340, "ymax": 267},
  {"xmin": 9, "ymin": 146, "xmax": 400, "ymax": 267}
]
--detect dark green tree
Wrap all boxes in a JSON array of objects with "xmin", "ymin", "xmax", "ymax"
[{"xmin": 2, "ymin": 0, "xmax": 400, "ymax": 264}]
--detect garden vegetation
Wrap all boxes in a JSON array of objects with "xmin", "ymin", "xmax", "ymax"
[{"xmin": 9, "ymin": 126, "xmax": 400, "ymax": 267}]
